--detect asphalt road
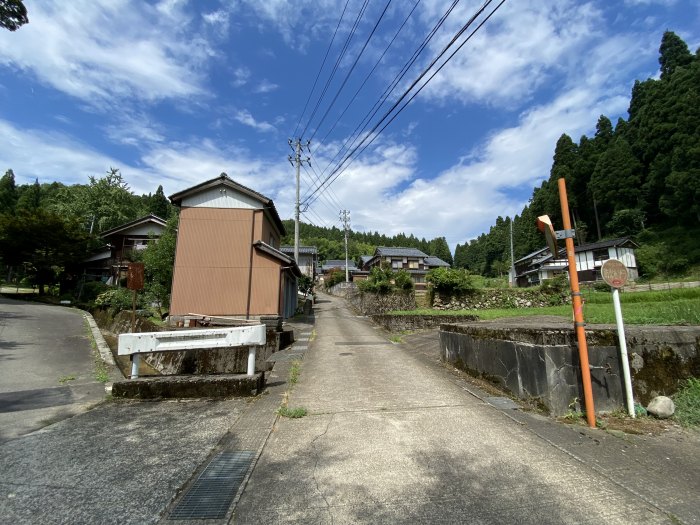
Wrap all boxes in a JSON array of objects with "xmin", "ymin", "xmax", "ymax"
[{"xmin": 0, "ymin": 296, "xmax": 108, "ymax": 443}]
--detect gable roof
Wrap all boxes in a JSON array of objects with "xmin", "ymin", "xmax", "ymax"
[
  {"xmin": 574, "ymin": 237, "xmax": 637, "ymax": 253},
  {"xmin": 322, "ymin": 260, "xmax": 357, "ymax": 271},
  {"xmin": 169, "ymin": 173, "xmax": 286, "ymax": 236},
  {"xmin": 99, "ymin": 214, "xmax": 167, "ymax": 238},
  {"xmin": 375, "ymin": 246, "xmax": 429, "ymax": 258}
]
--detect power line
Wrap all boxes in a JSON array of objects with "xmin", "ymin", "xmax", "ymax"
[
  {"xmin": 304, "ymin": 0, "xmax": 502, "ymax": 207},
  {"xmin": 300, "ymin": 0, "xmax": 371, "ymax": 139},
  {"xmin": 308, "ymin": 0, "xmax": 460, "ymax": 196},
  {"xmin": 308, "ymin": 0, "xmax": 393, "ymax": 142},
  {"xmin": 313, "ymin": 0, "xmax": 421, "ymax": 153},
  {"xmin": 291, "ymin": 0, "xmax": 351, "ymax": 139}
]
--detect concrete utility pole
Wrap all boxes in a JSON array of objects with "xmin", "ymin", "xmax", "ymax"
[
  {"xmin": 288, "ymin": 138, "xmax": 310, "ymax": 263},
  {"xmin": 340, "ymin": 209, "xmax": 351, "ymax": 282},
  {"xmin": 509, "ymin": 218, "xmax": 515, "ymax": 287}
]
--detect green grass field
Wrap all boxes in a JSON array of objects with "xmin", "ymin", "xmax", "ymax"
[{"xmin": 395, "ymin": 287, "xmax": 700, "ymax": 325}]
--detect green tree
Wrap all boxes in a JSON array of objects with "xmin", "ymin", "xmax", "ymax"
[
  {"xmin": 659, "ymin": 30, "xmax": 693, "ymax": 80},
  {"xmin": 0, "ymin": 209, "xmax": 91, "ymax": 294},
  {"xmin": 0, "ymin": 169, "xmax": 17, "ymax": 213},
  {"xmin": 16, "ymin": 177, "xmax": 41, "ymax": 211},
  {"xmin": 148, "ymin": 185, "xmax": 171, "ymax": 220},
  {"xmin": 141, "ymin": 214, "xmax": 178, "ymax": 313},
  {"xmin": 428, "ymin": 236, "xmax": 453, "ymax": 265},
  {"xmin": 0, "ymin": 0, "xmax": 27, "ymax": 31},
  {"xmin": 49, "ymin": 168, "xmax": 146, "ymax": 232}
]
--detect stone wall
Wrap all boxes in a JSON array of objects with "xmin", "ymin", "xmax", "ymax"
[
  {"xmin": 440, "ymin": 319, "xmax": 700, "ymax": 415},
  {"xmin": 432, "ymin": 288, "xmax": 568, "ymax": 311},
  {"xmin": 345, "ymin": 290, "xmax": 416, "ymax": 315}
]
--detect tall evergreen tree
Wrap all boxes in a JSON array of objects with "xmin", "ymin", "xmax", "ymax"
[
  {"xmin": 659, "ymin": 30, "xmax": 693, "ymax": 79},
  {"xmin": 0, "ymin": 169, "xmax": 17, "ymax": 213}
]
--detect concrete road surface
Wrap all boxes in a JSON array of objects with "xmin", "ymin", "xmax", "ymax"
[
  {"xmin": 0, "ymin": 296, "xmax": 108, "ymax": 443},
  {"xmin": 234, "ymin": 292, "xmax": 692, "ymax": 524}
]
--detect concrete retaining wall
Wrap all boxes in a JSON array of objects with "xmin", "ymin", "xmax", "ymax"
[
  {"xmin": 372, "ymin": 314, "xmax": 479, "ymax": 332},
  {"xmin": 440, "ymin": 319, "xmax": 700, "ymax": 415}
]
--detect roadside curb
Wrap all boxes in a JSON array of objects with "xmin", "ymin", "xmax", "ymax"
[{"xmin": 83, "ymin": 311, "xmax": 116, "ymax": 366}]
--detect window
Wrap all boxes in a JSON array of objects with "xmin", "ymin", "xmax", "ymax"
[
  {"xmin": 392, "ymin": 260, "xmax": 401, "ymax": 269},
  {"xmin": 593, "ymin": 248, "xmax": 609, "ymax": 262},
  {"xmin": 408, "ymin": 261, "xmax": 419, "ymax": 269}
]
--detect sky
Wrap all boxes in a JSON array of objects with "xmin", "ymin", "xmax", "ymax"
[{"xmin": 0, "ymin": 0, "xmax": 698, "ymax": 251}]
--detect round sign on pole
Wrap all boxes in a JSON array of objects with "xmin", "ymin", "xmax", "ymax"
[{"xmin": 601, "ymin": 259, "xmax": 629, "ymax": 288}]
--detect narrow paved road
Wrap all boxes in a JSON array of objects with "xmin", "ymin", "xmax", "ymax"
[
  {"xmin": 0, "ymin": 296, "xmax": 106, "ymax": 443},
  {"xmin": 235, "ymin": 292, "xmax": 677, "ymax": 524}
]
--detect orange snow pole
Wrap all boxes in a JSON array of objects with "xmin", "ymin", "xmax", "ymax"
[{"xmin": 558, "ymin": 178, "xmax": 596, "ymax": 428}]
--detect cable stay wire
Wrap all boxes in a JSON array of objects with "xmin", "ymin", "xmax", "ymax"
[
  {"xmin": 313, "ymin": 0, "xmax": 507, "ymax": 201},
  {"xmin": 291, "ymin": 0, "xmax": 351, "ymax": 139},
  {"xmin": 303, "ymin": 0, "xmax": 499, "ymax": 207},
  {"xmin": 312, "ymin": 0, "xmax": 421, "ymax": 156},
  {"xmin": 308, "ymin": 0, "xmax": 393, "ymax": 142},
  {"xmin": 308, "ymin": 0, "xmax": 460, "ymax": 193},
  {"xmin": 300, "ymin": 0, "xmax": 371, "ymax": 139}
]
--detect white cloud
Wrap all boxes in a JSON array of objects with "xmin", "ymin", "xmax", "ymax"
[
  {"xmin": 104, "ymin": 113, "xmax": 165, "ymax": 147},
  {"xmin": 255, "ymin": 80, "xmax": 280, "ymax": 93},
  {"xmin": 232, "ymin": 67, "xmax": 251, "ymax": 87},
  {"xmin": 0, "ymin": 0, "xmax": 211, "ymax": 105},
  {"xmin": 420, "ymin": 1, "xmax": 602, "ymax": 107},
  {"xmin": 233, "ymin": 110, "xmax": 277, "ymax": 133}
]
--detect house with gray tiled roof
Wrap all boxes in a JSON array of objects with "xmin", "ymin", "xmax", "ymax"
[
  {"xmin": 281, "ymin": 245, "xmax": 318, "ymax": 278},
  {"xmin": 364, "ymin": 247, "xmax": 451, "ymax": 290}
]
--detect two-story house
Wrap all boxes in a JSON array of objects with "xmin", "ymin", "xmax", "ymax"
[
  {"xmin": 280, "ymin": 245, "xmax": 318, "ymax": 279},
  {"xmin": 364, "ymin": 247, "xmax": 450, "ymax": 290},
  {"xmin": 84, "ymin": 214, "xmax": 167, "ymax": 284},
  {"xmin": 514, "ymin": 237, "xmax": 639, "ymax": 287},
  {"xmin": 168, "ymin": 173, "xmax": 301, "ymax": 320}
]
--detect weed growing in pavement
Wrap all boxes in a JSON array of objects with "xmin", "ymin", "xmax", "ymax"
[
  {"xmin": 289, "ymin": 360, "xmax": 302, "ymax": 385},
  {"xmin": 277, "ymin": 406, "xmax": 308, "ymax": 418},
  {"xmin": 673, "ymin": 378, "xmax": 700, "ymax": 427},
  {"xmin": 389, "ymin": 335, "xmax": 402, "ymax": 344},
  {"xmin": 58, "ymin": 375, "xmax": 76, "ymax": 384}
]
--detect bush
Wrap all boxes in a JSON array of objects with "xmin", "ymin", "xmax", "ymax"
[
  {"xmin": 324, "ymin": 269, "xmax": 346, "ymax": 289},
  {"xmin": 94, "ymin": 287, "xmax": 144, "ymax": 314},
  {"xmin": 427, "ymin": 267, "xmax": 475, "ymax": 296},
  {"xmin": 80, "ymin": 281, "xmax": 109, "ymax": 303},
  {"xmin": 393, "ymin": 270, "xmax": 414, "ymax": 293},
  {"xmin": 358, "ymin": 266, "xmax": 394, "ymax": 294},
  {"xmin": 540, "ymin": 274, "xmax": 569, "ymax": 295}
]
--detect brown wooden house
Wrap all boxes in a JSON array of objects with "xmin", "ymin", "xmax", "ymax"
[{"xmin": 168, "ymin": 174, "xmax": 301, "ymax": 320}]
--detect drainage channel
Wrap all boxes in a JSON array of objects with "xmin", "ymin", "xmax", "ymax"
[{"xmin": 167, "ymin": 451, "xmax": 255, "ymax": 520}]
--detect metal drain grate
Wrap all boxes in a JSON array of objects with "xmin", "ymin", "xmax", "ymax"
[{"xmin": 168, "ymin": 451, "xmax": 255, "ymax": 520}]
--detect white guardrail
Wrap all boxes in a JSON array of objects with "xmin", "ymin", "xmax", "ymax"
[{"xmin": 118, "ymin": 325, "xmax": 266, "ymax": 379}]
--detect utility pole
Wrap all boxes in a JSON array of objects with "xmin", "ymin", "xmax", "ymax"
[
  {"xmin": 288, "ymin": 138, "xmax": 310, "ymax": 263},
  {"xmin": 509, "ymin": 218, "xmax": 515, "ymax": 287},
  {"xmin": 340, "ymin": 209, "xmax": 351, "ymax": 282}
]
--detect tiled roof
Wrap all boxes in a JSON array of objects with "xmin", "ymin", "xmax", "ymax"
[
  {"xmin": 425, "ymin": 256, "xmax": 450, "ymax": 267},
  {"xmin": 322, "ymin": 260, "xmax": 357, "ymax": 270},
  {"xmin": 280, "ymin": 245, "xmax": 318, "ymax": 255},
  {"xmin": 574, "ymin": 237, "xmax": 636, "ymax": 253},
  {"xmin": 375, "ymin": 247, "xmax": 429, "ymax": 258}
]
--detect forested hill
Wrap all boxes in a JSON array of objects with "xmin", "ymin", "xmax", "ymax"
[
  {"xmin": 454, "ymin": 31, "xmax": 700, "ymax": 279},
  {"xmin": 281, "ymin": 219, "xmax": 453, "ymax": 265}
]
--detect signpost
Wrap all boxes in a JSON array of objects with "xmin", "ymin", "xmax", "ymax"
[{"xmin": 601, "ymin": 259, "xmax": 635, "ymax": 417}]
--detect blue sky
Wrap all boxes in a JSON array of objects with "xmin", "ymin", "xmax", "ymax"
[{"xmin": 0, "ymin": 0, "xmax": 698, "ymax": 249}]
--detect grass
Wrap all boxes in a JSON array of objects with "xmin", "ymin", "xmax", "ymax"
[
  {"xmin": 389, "ymin": 335, "xmax": 403, "ymax": 344},
  {"xmin": 289, "ymin": 360, "xmax": 302, "ymax": 385},
  {"xmin": 277, "ymin": 406, "xmax": 308, "ymax": 418},
  {"xmin": 58, "ymin": 375, "xmax": 76, "ymax": 384},
  {"xmin": 83, "ymin": 318, "xmax": 110, "ymax": 383},
  {"xmin": 391, "ymin": 287, "xmax": 700, "ymax": 325},
  {"xmin": 673, "ymin": 378, "xmax": 700, "ymax": 428}
]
